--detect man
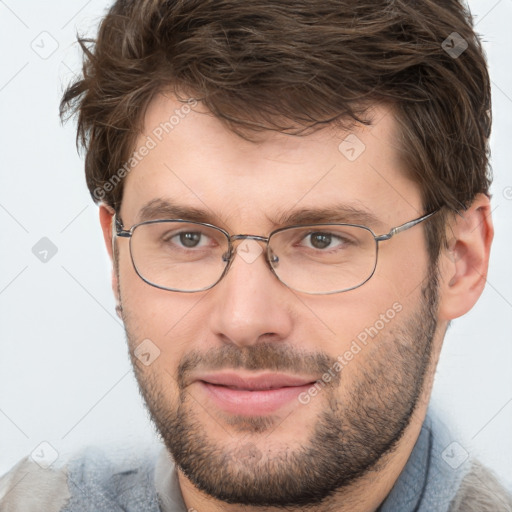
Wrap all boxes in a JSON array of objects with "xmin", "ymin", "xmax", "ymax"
[{"xmin": 1, "ymin": 0, "xmax": 511, "ymax": 510}]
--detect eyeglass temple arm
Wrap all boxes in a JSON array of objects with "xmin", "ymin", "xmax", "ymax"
[{"xmin": 375, "ymin": 210, "xmax": 438, "ymax": 242}]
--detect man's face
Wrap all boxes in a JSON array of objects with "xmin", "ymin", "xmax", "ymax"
[{"xmin": 114, "ymin": 96, "xmax": 442, "ymax": 506}]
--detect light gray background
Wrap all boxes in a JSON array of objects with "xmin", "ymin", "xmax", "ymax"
[{"xmin": 0, "ymin": 0, "xmax": 511, "ymax": 488}]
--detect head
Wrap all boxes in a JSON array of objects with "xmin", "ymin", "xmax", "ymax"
[{"xmin": 61, "ymin": 0, "xmax": 493, "ymax": 508}]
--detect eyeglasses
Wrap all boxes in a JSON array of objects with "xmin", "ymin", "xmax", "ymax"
[{"xmin": 114, "ymin": 210, "xmax": 438, "ymax": 295}]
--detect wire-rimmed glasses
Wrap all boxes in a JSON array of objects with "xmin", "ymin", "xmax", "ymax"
[{"xmin": 114, "ymin": 210, "xmax": 438, "ymax": 295}]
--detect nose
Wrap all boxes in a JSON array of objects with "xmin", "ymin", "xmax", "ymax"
[{"xmin": 208, "ymin": 239, "xmax": 294, "ymax": 348}]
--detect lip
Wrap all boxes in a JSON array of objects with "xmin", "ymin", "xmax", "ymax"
[
  {"xmin": 194, "ymin": 372, "xmax": 317, "ymax": 415},
  {"xmin": 198, "ymin": 372, "xmax": 315, "ymax": 390}
]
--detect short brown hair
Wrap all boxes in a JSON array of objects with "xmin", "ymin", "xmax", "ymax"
[{"xmin": 60, "ymin": 0, "xmax": 492, "ymax": 262}]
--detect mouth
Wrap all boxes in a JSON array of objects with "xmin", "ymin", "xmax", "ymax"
[{"xmin": 194, "ymin": 372, "xmax": 317, "ymax": 415}]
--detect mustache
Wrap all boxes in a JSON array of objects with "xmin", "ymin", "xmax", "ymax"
[{"xmin": 176, "ymin": 342, "xmax": 339, "ymax": 389}]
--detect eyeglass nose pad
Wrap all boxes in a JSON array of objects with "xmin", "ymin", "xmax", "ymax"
[{"xmin": 268, "ymin": 249, "xmax": 279, "ymax": 267}]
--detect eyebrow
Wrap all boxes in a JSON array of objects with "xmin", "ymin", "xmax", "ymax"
[
  {"xmin": 137, "ymin": 198, "xmax": 383, "ymax": 230},
  {"xmin": 138, "ymin": 198, "xmax": 218, "ymax": 225},
  {"xmin": 272, "ymin": 205, "xmax": 382, "ymax": 229}
]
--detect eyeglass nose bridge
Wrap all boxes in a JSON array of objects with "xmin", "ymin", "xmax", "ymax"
[{"xmin": 222, "ymin": 234, "xmax": 278, "ymax": 265}]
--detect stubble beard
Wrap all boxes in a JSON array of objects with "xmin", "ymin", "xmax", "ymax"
[{"xmin": 123, "ymin": 270, "xmax": 439, "ymax": 508}]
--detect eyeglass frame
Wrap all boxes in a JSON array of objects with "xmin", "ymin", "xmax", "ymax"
[{"xmin": 113, "ymin": 209, "xmax": 439, "ymax": 295}]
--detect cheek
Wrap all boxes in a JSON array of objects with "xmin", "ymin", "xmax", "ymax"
[
  {"xmin": 120, "ymin": 284, "xmax": 199, "ymax": 409},
  {"xmin": 117, "ymin": 247, "xmax": 208, "ymax": 365},
  {"xmin": 295, "ymin": 252, "xmax": 428, "ymax": 358},
  {"xmin": 297, "ymin": 288, "xmax": 405, "ymax": 352}
]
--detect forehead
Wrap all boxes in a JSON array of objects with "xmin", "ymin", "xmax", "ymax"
[{"xmin": 120, "ymin": 94, "xmax": 422, "ymax": 231}]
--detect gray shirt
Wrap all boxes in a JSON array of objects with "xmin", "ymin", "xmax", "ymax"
[{"xmin": 1, "ymin": 408, "xmax": 510, "ymax": 511}]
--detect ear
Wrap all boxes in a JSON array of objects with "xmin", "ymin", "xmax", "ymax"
[
  {"xmin": 437, "ymin": 193, "xmax": 494, "ymax": 321},
  {"xmin": 99, "ymin": 204, "xmax": 120, "ymax": 307}
]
